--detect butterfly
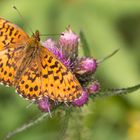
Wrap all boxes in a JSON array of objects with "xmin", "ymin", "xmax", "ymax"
[{"xmin": 0, "ymin": 17, "xmax": 83, "ymax": 103}]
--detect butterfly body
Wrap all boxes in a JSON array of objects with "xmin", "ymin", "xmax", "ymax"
[{"xmin": 0, "ymin": 18, "xmax": 83, "ymax": 103}]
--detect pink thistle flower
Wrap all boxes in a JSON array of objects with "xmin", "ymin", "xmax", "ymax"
[
  {"xmin": 72, "ymin": 90, "xmax": 88, "ymax": 107},
  {"xmin": 74, "ymin": 58, "xmax": 97, "ymax": 75},
  {"xmin": 37, "ymin": 97, "xmax": 52, "ymax": 116},
  {"xmin": 59, "ymin": 26, "xmax": 79, "ymax": 61},
  {"xmin": 88, "ymin": 81, "xmax": 100, "ymax": 94}
]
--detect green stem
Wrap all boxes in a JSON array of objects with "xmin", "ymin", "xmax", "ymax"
[
  {"xmin": 4, "ymin": 113, "xmax": 49, "ymax": 140},
  {"xmin": 93, "ymin": 84, "xmax": 140, "ymax": 98}
]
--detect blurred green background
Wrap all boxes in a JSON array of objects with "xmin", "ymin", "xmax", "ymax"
[{"xmin": 0, "ymin": 0, "xmax": 140, "ymax": 140}]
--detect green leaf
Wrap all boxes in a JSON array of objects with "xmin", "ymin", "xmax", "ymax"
[
  {"xmin": 79, "ymin": 31, "xmax": 91, "ymax": 57},
  {"xmin": 97, "ymin": 49, "xmax": 120, "ymax": 64}
]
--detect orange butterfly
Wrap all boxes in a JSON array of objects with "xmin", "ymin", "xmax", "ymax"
[{"xmin": 0, "ymin": 18, "xmax": 83, "ymax": 103}]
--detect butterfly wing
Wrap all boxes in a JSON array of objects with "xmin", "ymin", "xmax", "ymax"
[
  {"xmin": 0, "ymin": 18, "xmax": 29, "ymax": 86},
  {"xmin": 0, "ymin": 47, "xmax": 25, "ymax": 86},
  {"xmin": 40, "ymin": 47, "xmax": 83, "ymax": 102},
  {"xmin": 0, "ymin": 18, "xmax": 29, "ymax": 50},
  {"xmin": 16, "ymin": 56, "xmax": 42, "ymax": 100},
  {"xmin": 16, "ymin": 46, "xmax": 83, "ymax": 102}
]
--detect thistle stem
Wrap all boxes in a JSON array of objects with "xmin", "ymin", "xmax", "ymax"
[
  {"xmin": 93, "ymin": 84, "xmax": 140, "ymax": 98},
  {"xmin": 4, "ymin": 113, "xmax": 49, "ymax": 140}
]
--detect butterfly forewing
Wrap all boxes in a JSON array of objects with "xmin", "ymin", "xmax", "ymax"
[{"xmin": 0, "ymin": 18, "xmax": 29, "ymax": 50}]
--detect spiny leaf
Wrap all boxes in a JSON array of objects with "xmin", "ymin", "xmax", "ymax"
[
  {"xmin": 79, "ymin": 30, "xmax": 91, "ymax": 57},
  {"xmin": 97, "ymin": 49, "xmax": 120, "ymax": 64}
]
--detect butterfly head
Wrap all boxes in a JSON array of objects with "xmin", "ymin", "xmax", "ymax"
[
  {"xmin": 27, "ymin": 30, "xmax": 41, "ymax": 49},
  {"xmin": 32, "ymin": 30, "xmax": 40, "ymax": 41}
]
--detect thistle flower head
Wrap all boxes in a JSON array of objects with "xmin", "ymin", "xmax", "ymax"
[
  {"xmin": 37, "ymin": 97, "xmax": 51, "ymax": 113},
  {"xmin": 87, "ymin": 81, "xmax": 100, "ymax": 94},
  {"xmin": 74, "ymin": 57, "xmax": 97, "ymax": 75},
  {"xmin": 42, "ymin": 38, "xmax": 57, "ymax": 48},
  {"xmin": 72, "ymin": 90, "xmax": 88, "ymax": 107},
  {"xmin": 59, "ymin": 26, "xmax": 79, "ymax": 61}
]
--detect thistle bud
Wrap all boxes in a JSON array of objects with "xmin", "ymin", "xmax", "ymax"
[
  {"xmin": 74, "ymin": 58, "xmax": 97, "ymax": 75},
  {"xmin": 88, "ymin": 81, "xmax": 100, "ymax": 94},
  {"xmin": 72, "ymin": 90, "xmax": 88, "ymax": 107},
  {"xmin": 59, "ymin": 26, "xmax": 79, "ymax": 61},
  {"xmin": 37, "ymin": 97, "xmax": 52, "ymax": 113}
]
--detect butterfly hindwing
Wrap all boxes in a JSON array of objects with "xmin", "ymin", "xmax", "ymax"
[
  {"xmin": 0, "ymin": 47, "xmax": 25, "ymax": 86},
  {"xmin": 16, "ymin": 57, "xmax": 43, "ymax": 100}
]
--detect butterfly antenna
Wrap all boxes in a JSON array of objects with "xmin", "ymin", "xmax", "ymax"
[
  {"xmin": 13, "ymin": 5, "xmax": 34, "ymax": 34},
  {"xmin": 40, "ymin": 33, "xmax": 61, "ymax": 36}
]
